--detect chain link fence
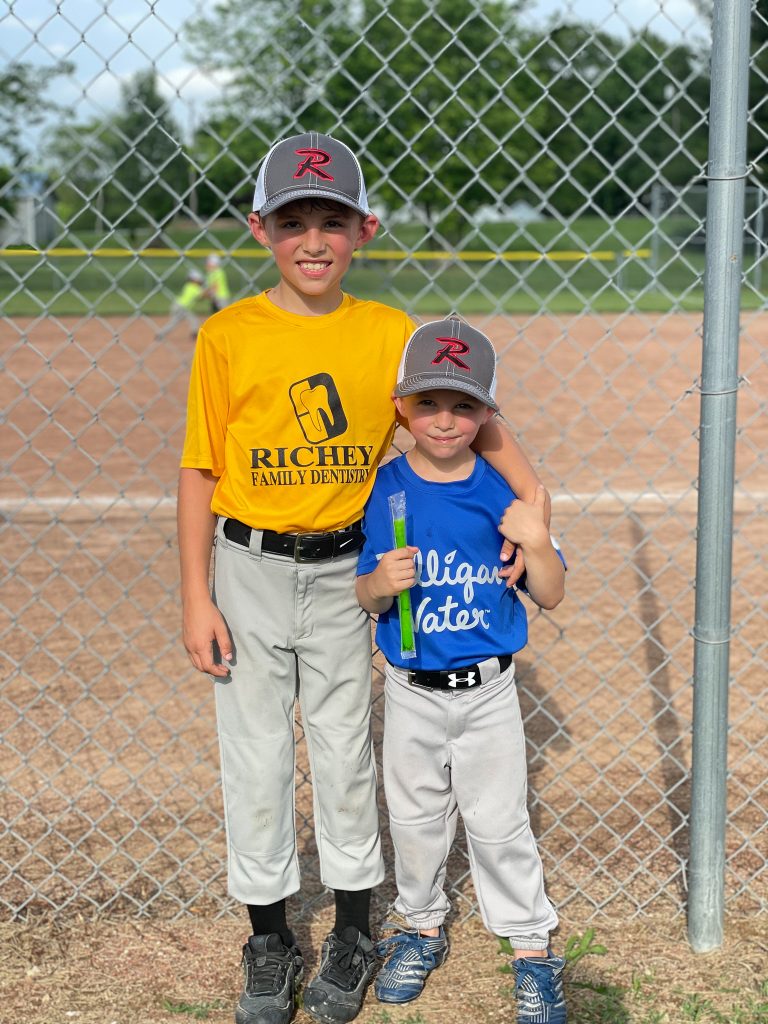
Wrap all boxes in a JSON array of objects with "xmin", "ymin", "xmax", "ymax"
[{"xmin": 1, "ymin": 0, "xmax": 766, "ymax": 924}]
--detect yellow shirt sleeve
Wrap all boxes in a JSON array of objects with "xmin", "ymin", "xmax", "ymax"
[{"xmin": 180, "ymin": 323, "xmax": 229, "ymax": 477}]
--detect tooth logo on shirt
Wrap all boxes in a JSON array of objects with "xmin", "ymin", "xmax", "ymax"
[{"xmin": 289, "ymin": 373, "xmax": 348, "ymax": 443}]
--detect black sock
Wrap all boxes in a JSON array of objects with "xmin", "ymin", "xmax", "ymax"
[
  {"xmin": 246, "ymin": 899, "xmax": 290, "ymax": 944},
  {"xmin": 333, "ymin": 888, "xmax": 371, "ymax": 938}
]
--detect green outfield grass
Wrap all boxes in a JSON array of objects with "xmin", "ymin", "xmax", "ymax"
[
  {"xmin": 32, "ymin": 213, "xmax": 659, "ymax": 253},
  {"xmin": 2, "ymin": 215, "xmax": 760, "ymax": 316}
]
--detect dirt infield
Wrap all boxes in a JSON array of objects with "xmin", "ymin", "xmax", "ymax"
[{"xmin": 1, "ymin": 311, "xmax": 766, "ymax": 929}]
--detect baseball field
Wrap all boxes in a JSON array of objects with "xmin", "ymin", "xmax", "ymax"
[{"xmin": 2, "ymin": 308, "xmax": 766, "ymax": 1023}]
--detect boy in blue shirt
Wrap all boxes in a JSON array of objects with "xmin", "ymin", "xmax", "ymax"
[{"xmin": 355, "ymin": 317, "xmax": 567, "ymax": 1023}]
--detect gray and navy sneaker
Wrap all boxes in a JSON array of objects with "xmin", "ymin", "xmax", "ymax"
[
  {"xmin": 235, "ymin": 932, "xmax": 304, "ymax": 1024},
  {"xmin": 302, "ymin": 926, "xmax": 376, "ymax": 1023},
  {"xmin": 374, "ymin": 922, "xmax": 448, "ymax": 1003},
  {"xmin": 512, "ymin": 952, "xmax": 567, "ymax": 1023}
]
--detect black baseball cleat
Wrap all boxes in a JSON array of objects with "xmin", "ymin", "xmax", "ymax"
[
  {"xmin": 234, "ymin": 931, "xmax": 304, "ymax": 1024},
  {"xmin": 302, "ymin": 926, "xmax": 376, "ymax": 1023}
]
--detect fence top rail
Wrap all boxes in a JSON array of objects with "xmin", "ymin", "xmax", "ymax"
[{"xmin": 1, "ymin": 246, "xmax": 653, "ymax": 263}]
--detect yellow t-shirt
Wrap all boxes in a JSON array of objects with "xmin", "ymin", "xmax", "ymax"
[{"xmin": 181, "ymin": 291, "xmax": 414, "ymax": 532}]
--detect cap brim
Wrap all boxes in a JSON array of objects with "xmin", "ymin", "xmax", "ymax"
[
  {"xmin": 395, "ymin": 376, "xmax": 498, "ymax": 412},
  {"xmin": 256, "ymin": 188, "xmax": 369, "ymax": 217}
]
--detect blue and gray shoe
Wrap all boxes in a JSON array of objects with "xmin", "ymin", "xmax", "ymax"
[
  {"xmin": 512, "ymin": 952, "xmax": 567, "ymax": 1023},
  {"xmin": 374, "ymin": 923, "xmax": 448, "ymax": 1004}
]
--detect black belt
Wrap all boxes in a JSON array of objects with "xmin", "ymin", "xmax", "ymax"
[
  {"xmin": 223, "ymin": 517, "xmax": 365, "ymax": 562},
  {"xmin": 405, "ymin": 654, "xmax": 513, "ymax": 690}
]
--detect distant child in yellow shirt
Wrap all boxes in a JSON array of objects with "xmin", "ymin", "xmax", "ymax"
[
  {"xmin": 170, "ymin": 268, "xmax": 208, "ymax": 339},
  {"xmin": 205, "ymin": 253, "xmax": 231, "ymax": 313}
]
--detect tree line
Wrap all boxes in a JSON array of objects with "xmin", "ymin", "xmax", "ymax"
[{"xmin": 3, "ymin": 0, "xmax": 767, "ymax": 241}]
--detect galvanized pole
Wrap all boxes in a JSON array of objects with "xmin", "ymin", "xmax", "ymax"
[{"xmin": 688, "ymin": 0, "xmax": 751, "ymax": 952}]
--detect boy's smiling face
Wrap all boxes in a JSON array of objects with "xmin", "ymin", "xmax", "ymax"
[
  {"xmin": 394, "ymin": 388, "xmax": 494, "ymax": 479},
  {"xmin": 248, "ymin": 200, "xmax": 379, "ymax": 315}
]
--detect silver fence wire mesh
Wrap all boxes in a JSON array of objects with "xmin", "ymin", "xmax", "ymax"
[{"xmin": 1, "ymin": 0, "xmax": 766, "ymax": 922}]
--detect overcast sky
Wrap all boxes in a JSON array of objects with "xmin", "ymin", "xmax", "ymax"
[{"xmin": 3, "ymin": 0, "xmax": 709, "ymax": 154}]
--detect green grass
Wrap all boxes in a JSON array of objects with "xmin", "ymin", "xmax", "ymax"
[
  {"xmin": 497, "ymin": 931, "xmax": 768, "ymax": 1024},
  {"xmin": 3, "ymin": 214, "xmax": 763, "ymax": 316},
  {"xmin": 45, "ymin": 213, "xmax": 658, "ymax": 253},
  {"xmin": 0, "ymin": 248, "xmax": 711, "ymax": 317},
  {"xmin": 160, "ymin": 998, "xmax": 228, "ymax": 1019},
  {"xmin": 369, "ymin": 1012, "xmax": 429, "ymax": 1024},
  {"xmin": 678, "ymin": 984, "xmax": 768, "ymax": 1024}
]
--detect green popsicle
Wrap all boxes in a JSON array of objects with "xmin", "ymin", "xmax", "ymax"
[{"xmin": 392, "ymin": 515, "xmax": 415, "ymax": 651}]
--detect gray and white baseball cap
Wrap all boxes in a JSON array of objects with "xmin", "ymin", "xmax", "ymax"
[
  {"xmin": 395, "ymin": 317, "xmax": 499, "ymax": 411},
  {"xmin": 252, "ymin": 131, "xmax": 370, "ymax": 217}
]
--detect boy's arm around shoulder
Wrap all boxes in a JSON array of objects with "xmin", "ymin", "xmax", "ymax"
[
  {"xmin": 474, "ymin": 415, "xmax": 551, "ymax": 523},
  {"xmin": 473, "ymin": 415, "xmax": 551, "ymax": 586},
  {"xmin": 355, "ymin": 546, "xmax": 419, "ymax": 615},
  {"xmin": 498, "ymin": 486, "xmax": 565, "ymax": 610},
  {"xmin": 178, "ymin": 466, "xmax": 232, "ymax": 676}
]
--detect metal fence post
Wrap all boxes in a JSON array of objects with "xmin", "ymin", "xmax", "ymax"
[{"xmin": 688, "ymin": 0, "xmax": 752, "ymax": 953}]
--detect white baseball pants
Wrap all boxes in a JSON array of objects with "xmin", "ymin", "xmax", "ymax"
[
  {"xmin": 383, "ymin": 659, "xmax": 558, "ymax": 948},
  {"xmin": 211, "ymin": 518, "xmax": 384, "ymax": 904}
]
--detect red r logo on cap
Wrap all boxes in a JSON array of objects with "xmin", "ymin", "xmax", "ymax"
[
  {"xmin": 294, "ymin": 148, "xmax": 334, "ymax": 181},
  {"xmin": 432, "ymin": 337, "xmax": 470, "ymax": 371}
]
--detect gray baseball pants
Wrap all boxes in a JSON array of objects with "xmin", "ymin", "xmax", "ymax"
[
  {"xmin": 212, "ymin": 517, "xmax": 384, "ymax": 905},
  {"xmin": 383, "ymin": 659, "xmax": 558, "ymax": 948}
]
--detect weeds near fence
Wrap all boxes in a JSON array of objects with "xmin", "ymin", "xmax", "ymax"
[{"xmin": 494, "ymin": 929, "xmax": 768, "ymax": 1024}]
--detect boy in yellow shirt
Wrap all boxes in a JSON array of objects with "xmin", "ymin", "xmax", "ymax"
[
  {"xmin": 178, "ymin": 131, "xmax": 545, "ymax": 1024},
  {"xmin": 205, "ymin": 253, "xmax": 231, "ymax": 312},
  {"xmin": 170, "ymin": 268, "xmax": 207, "ymax": 339}
]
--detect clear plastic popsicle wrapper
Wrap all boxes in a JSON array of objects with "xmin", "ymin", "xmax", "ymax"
[{"xmin": 389, "ymin": 491, "xmax": 417, "ymax": 659}]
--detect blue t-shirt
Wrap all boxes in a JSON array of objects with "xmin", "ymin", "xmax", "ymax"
[{"xmin": 357, "ymin": 454, "xmax": 529, "ymax": 670}]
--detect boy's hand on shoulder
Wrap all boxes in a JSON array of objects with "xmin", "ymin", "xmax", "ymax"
[
  {"xmin": 499, "ymin": 487, "xmax": 565, "ymax": 609},
  {"xmin": 498, "ymin": 484, "xmax": 551, "ymax": 587},
  {"xmin": 370, "ymin": 546, "xmax": 419, "ymax": 599},
  {"xmin": 183, "ymin": 595, "xmax": 233, "ymax": 677},
  {"xmin": 499, "ymin": 485, "xmax": 551, "ymax": 556}
]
